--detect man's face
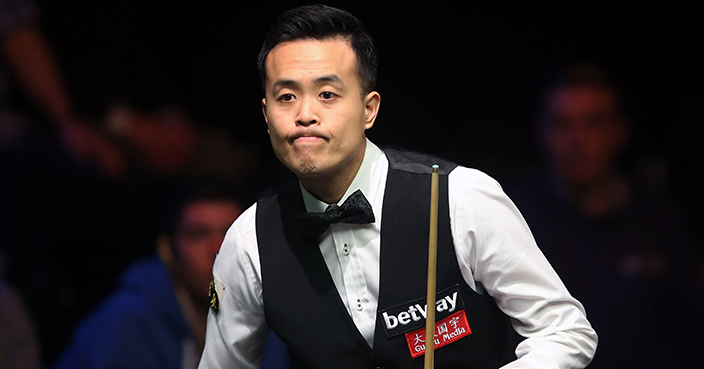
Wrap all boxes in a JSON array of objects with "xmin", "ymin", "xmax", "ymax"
[
  {"xmin": 174, "ymin": 200, "xmax": 242, "ymax": 302},
  {"xmin": 541, "ymin": 86, "xmax": 629, "ymax": 185},
  {"xmin": 262, "ymin": 38, "xmax": 380, "ymax": 185}
]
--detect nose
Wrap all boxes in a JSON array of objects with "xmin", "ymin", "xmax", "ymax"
[{"xmin": 295, "ymin": 97, "xmax": 319, "ymax": 126}]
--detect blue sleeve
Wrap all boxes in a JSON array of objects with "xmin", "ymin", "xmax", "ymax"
[{"xmin": 53, "ymin": 292, "xmax": 183, "ymax": 369}]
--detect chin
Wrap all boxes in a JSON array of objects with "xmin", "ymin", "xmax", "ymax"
[
  {"xmin": 297, "ymin": 161, "xmax": 318, "ymax": 175},
  {"xmin": 282, "ymin": 152, "xmax": 319, "ymax": 176}
]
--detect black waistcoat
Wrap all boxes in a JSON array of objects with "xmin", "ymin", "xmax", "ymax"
[{"xmin": 256, "ymin": 147, "xmax": 516, "ymax": 368}]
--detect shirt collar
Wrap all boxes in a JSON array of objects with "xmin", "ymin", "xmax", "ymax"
[{"xmin": 300, "ymin": 138, "xmax": 384, "ymax": 213}]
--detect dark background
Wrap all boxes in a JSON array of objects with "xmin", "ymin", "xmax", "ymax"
[
  {"xmin": 6, "ymin": 0, "xmax": 704, "ymax": 366},
  {"xmin": 39, "ymin": 1, "xmax": 703, "ymax": 183}
]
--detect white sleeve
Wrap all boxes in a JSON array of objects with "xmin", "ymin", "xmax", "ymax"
[
  {"xmin": 198, "ymin": 203, "xmax": 269, "ymax": 369},
  {"xmin": 448, "ymin": 167, "xmax": 597, "ymax": 369}
]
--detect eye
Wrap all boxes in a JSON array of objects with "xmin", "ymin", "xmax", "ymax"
[
  {"xmin": 320, "ymin": 91, "xmax": 338, "ymax": 100},
  {"xmin": 180, "ymin": 227, "xmax": 211, "ymax": 244},
  {"xmin": 277, "ymin": 93, "xmax": 295, "ymax": 102}
]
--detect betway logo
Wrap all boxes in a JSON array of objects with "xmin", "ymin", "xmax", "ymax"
[
  {"xmin": 382, "ymin": 292, "xmax": 458, "ymax": 329},
  {"xmin": 378, "ymin": 284, "xmax": 464, "ymax": 338}
]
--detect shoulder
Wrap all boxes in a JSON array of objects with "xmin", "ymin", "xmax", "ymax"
[
  {"xmin": 224, "ymin": 202, "xmax": 258, "ymax": 247},
  {"xmin": 218, "ymin": 201, "xmax": 257, "ymax": 260},
  {"xmin": 213, "ymin": 201, "xmax": 262, "ymax": 292},
  {"xmin": 377, "ymin": 144, "xmax": 501, "ymax": 191},
  {"xmin": 55, "ymin": 261, "xmax": 182, "ymax": 367},
  {"xmin": 80, "ymin": 258, "xmax": 179, "ymax": 330},
  {"xmin": 448, "ymin": 165, "xmax": 504, "ymax": 197},
  {"xmin": 382, "ymin": 146, "xmax": 458, "ymax": 174},
  {"xmin": 446, "ymin": 165, "xmax": 526, "ymax": 233}
]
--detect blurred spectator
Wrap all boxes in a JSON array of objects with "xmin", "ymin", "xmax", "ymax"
[
  {"xmin": 103, "ymin": 101, "xmax": 255, "ymax": 183},
  {"xmin": 506, "ymin": 62, "xmax": 704, "ymax": 368},
  {"xmin": 0, "ymin": 276, "xmax": 41, "ymax": 369},
  {"xmin": 1, "ymin": 0, "xmax": 125, "ymax": 178},
  {"xmin": 52, "ymin": 181, "xmax": 289, "ymax": 369},
  {"xmin": 2, "ymin": 0, "xmax": 259, "ymax": 364},
  {"xmin": 2, "ymin": 0, "xmax": 123, "ymax": 366}
]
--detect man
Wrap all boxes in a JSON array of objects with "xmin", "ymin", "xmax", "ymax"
[
  {"xmin": 53, "ymin": 182, "xmax": 289, "ymax": 369},
  {"xmin": 199, "ymin": 5, "xmax": 596, "ymax": 368},
  {"xmin": 506, "ymin": 63, "xmax": 704, "ymax": 368}
]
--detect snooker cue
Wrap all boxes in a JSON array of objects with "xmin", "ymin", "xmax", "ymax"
[{"xmin": 424, "ymin": 164, "xmax": 440, "ymax": 369}]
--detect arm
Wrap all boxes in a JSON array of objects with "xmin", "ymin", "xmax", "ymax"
[
  {"xmin": 2, "ymin": 25, "xmax": 72, "ymax": 122},
  {"xmin": 198, "ymin": 204, "xmax": 270, "ymax": 368},
  {"xmin": 448, "ymin": 168, "xmax": 597, "ymax": 369},
  {"xmin": 1, "ymin": 24, "xmax": 125, "ymax": 177}
]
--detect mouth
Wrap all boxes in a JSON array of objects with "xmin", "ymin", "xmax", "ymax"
[{"xmin": 290, "ymin": 131, "xmax": 327, "ymax": 144}]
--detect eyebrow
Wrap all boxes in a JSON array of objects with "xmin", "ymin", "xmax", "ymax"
[
  {"xmin": 272, "ymin": 78, "xmax": 297, "ymax": 90},
  {"xmin": 314, "ymin": 74, "xmax": 343, "ymax": 86},
  {"xmin": 272, "ymin": 74, "xmax": 344, "ymax": 90}
]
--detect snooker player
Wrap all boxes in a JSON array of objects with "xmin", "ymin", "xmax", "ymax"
[{"xmin": 198, "ymin": 4, "xmax": 597, "ymax": 368}]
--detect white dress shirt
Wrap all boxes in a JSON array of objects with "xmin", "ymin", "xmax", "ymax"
[{"xmin": 198, "ymin": 140, "xmax": 597, "ymax": 369}]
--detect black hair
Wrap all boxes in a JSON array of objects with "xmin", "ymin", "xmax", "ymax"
[
  {"xmin": 543, "ymin": 62, "xmax": 616, "ymax": 92},
  {"xmin": 538, "ymin": 62, "xmax": 625, "ymax": 122},
  {"xmin": 257, "ymin": 4, "xmax": 378, "ymax": 94},
  {"xmin": 160, "ymin": 178, "xmax": 245, "ymax": 237}
]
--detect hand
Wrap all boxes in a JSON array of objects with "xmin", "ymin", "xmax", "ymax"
[
  {"xmin": 106, "ymin": 105, "xmax": 196, "ymax": 176},
  {"xmin": 58, "ymin": 118, "xmax": 127, "ymax": 179}
]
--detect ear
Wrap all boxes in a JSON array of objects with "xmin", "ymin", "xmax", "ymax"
[
  {"xmin": 261, "ymin": 98, "xmax": 269, "ymax": 124},
  {"xmin": 363, "ymin": 91, "xmax": 381, "ymax": 129},
  {"xmin": 156, "ymin": 234, "xmax": 176, "ymax": 268},
  {"xmin": 261, "ymin": 98, "xmax": 271, "ymax": 134}
]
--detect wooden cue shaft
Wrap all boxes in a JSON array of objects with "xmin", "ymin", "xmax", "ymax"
[{"xmin": 424, "ymin": 164, "xmax": 440, "ymax": 369}]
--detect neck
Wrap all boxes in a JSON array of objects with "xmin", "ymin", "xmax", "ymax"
[{"xmin": 300, "ymin": 140, "xmax": 367, "ymax": 204}]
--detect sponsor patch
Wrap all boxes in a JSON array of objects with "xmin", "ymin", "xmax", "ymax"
[
  {"xmin": 378, "ymin": 284, "xmax": 463, "ymax": 338},
  {"xmin": 209, "ymin": 275, "xmax": 219, "ymax": 314},
  {"xmin": 405, "ymin": 310, "xmax": 472, "ymax": 358}
]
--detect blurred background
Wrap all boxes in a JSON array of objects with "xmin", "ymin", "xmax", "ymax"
[{"xmin": 1, "ymin": 0, "xmax": 702, "ymax": 368}]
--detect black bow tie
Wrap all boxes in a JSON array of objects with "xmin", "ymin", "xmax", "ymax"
[{"xmin": 296, "ymin": 189, "xmax": 375, "ymax": 238}]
